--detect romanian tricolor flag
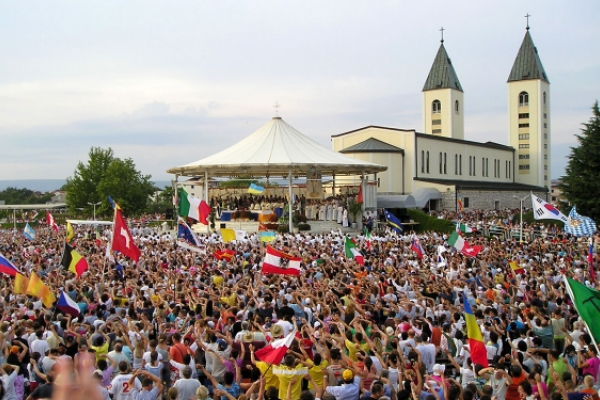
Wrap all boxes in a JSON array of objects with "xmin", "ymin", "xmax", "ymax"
[
  {"xmin": 509, "ymin": 261, "xmax": 525, "ymax": 275},
  {"xmin": 60, "ymin": 242, "xmax": 89, "ymax": 278},
  {"xmin": 461, "ymin": 291, "xmax": 488, "ymax": 367}
]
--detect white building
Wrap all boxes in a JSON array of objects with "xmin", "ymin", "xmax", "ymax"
[{"xmin": 332, "ymin": 27, "xmax": 550, "ymax": 211}]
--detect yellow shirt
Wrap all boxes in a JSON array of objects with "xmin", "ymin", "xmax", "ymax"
[
  {"xmin": 307, "ymin": 359, "xmax": 329, "ymax": 390},
  {"xmin": 273, "ymin": 364, "xmax": 308, "ymax": 400},
  {"xmin": 213, "ymin": 275, "xmax": 224, "ymax": 287},
  {"xmin": 91, "ymin": 341, "xmax": 109, "ymax": 362},
  {"xmin": 345, "ymin": 339, "xmax": 359, "ymax": 361},
  {"xmin": 256, "ymin": 361, "xmax": 279, "ymax": 390}
]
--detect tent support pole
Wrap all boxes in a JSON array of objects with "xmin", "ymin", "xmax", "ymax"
[
  {"xmin": 205, "ymin": 170, "xmax": 209, "ymax": 234},
  {"xmin": 288, "ymin": 170, "xmax": 293, "ymax": 234}
]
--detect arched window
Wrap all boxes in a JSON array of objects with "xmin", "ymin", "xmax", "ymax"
[
  {"xmin": 455, "ymin": 100, "xmax": 459, "ymax": 114},
  {"xmin": 543, "ymin": 92, "xmax": 547, "ymax": 105},
  {"xmin": 519, "ymin": 92, "xmax": 529, "ymax": 107},
  {"xmin": 432, "ymin": 100, "xmax": 441, "ymax": 114}
]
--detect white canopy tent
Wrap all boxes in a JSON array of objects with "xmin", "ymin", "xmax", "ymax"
[{"xmin": 167, "ymin": 117, "xmax": 387, "ymax": 232}]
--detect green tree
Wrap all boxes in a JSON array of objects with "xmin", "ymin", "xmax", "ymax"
[
  {"xmin": 64, "ymin": 147, "xmax": 155, "ymax": 217},
  {"xmin": 0, "ymin": 187, "xmax": 53, "ymax": 204},
  {"xmin": 560, "ymin": 101, "xmax": 600, "ymax": 222}
]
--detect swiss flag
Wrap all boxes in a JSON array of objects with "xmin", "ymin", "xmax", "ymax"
[
  {"xmin": 47, "ymin": 212, "xmax": 59, "ymax": 233},
  {"xmin": 111, "ymin": 208, "xmax": 141, "ymax": 262},
  {"xmin": 462, "ymin": 245, "xmax": 482, "ymax": 258}
]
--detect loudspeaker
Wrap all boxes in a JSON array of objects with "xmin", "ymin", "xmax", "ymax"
[{"xmin": 220, "ymin": 223, "xmax": 226, "ymax": 229}]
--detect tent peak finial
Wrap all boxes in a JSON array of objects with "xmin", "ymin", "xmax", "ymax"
[{"xmin": 272, "ymin": 116, "xmax": 282, "ymax": 120}]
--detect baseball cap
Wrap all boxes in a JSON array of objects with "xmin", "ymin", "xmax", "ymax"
[{"xmin": 342, "ymin": 369, "xmax": 353, "ymax": 381}]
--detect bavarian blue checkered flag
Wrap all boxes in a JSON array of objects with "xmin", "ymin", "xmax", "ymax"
[{"xmin": 564, "ymin": 206, "xmax": 597, "ymax": 237}]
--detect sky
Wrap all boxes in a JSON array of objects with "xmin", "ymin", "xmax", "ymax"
[{"xmin": 1, "ymin": 1, "xmax": 599, "ymax": 183}]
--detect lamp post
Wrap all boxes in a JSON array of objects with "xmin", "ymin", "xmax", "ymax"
[
  {"xmin": 513, "ymin": 194, "xmax": 528, "ymax": 242},
  {"xmin": 87, "ymin": 202, "xmax": 101, "ymax": 221}
]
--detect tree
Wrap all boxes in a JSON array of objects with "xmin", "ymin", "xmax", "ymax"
[
  {"xmin": 560, "ymin": 101, "xmax": 600, "ymax": 222},
  {"xmin": 64, "ymin": 147, "xmax": 156, "ymax": 217}
]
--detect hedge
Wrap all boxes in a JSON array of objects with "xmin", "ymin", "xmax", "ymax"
[{"xmin": 406, "ymin": 209, "xmax": 455, "ymax": 234}]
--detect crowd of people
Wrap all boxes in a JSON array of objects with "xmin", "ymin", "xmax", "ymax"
[{"xmin": 0, "ymin": 207, "xmax": 597, "ymax": 400}]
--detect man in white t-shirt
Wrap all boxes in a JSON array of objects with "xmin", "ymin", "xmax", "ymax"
[
  {"xmin": 30, "ymin": 330, "xmax": 49, "ymax": 362},
  {"xmin": 109, "ymin": 361, "xmax": 142, "ymax": 400}
]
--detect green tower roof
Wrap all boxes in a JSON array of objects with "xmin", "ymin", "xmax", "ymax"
[
  {"xmin": 422, "ymin": 43, "xmax": 463, "ymax": 92},
  {"xmin": 508, "ymin": 30, "xmax": 549, "ymax": 83}
]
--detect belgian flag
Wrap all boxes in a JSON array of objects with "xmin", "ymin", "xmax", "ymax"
[{"xmin": 60, "ymin": 242, "xmax": 89, "ymax": 278}]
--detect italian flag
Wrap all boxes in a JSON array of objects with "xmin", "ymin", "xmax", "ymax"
[
  {"xmin": 179, "ymin": 188, "xmax": 211, "ymax": 224},
  {"xmin": 459, "ymin": 223, "xmax": 473, "ymax": 233},
  {"xmin": 448, "ymin": 231, "xmax": 482, "ymax": 257},
  {"xmin": 345, "ymin": 237, "xmax": 364, "ymax": 265}
]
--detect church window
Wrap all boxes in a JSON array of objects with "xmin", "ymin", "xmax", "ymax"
[
  {"xmin": 473, "ymin": 156, "xmax": 476, "ymax": 176},
  {"xmin": 444, "ymin": 152, "xmax": 447, "ymax": 174},
  {"xmin": 459, "ymin": 155, "xmax": 462, "ymax": 175},
  {"xmin": 439, "ymin": 152, "xmax": 443, "ymax": 174},
  {"xmin": 505, "ymin": 160, "xmax": 508, "ymax": 178},
  {"xmin": 426, "ymin": 151, "xmax": 429, "ymax": 173},
  {"xmin": 519, "ymin": 92, "xmax": 529, "ymax": 107},
  {"xmin": 455, "ymin": 154, "xmax": 458, "ymax": 175},
  {"xmin": 482, "ymin": 158, "xmax": 485, "ymax": 177},
  {"xmin": 421, "ymin": 151, "xmax": 424, "ymax": 173},
  {"xmin": 469, "ymin": 156, "xmax": 472, "ymax": 176},
  {"xmin": 463, "ymin": 197, "xmax": 470, "ymax": 208},
  {"xmin": 432, "ymin": 100, "xmax": 441, "ymax": 114},
  {"xmin": 509, "ymin": 161, "xmax": 511, "ymax": 178},
  {"xmin": 455, "ymin": 100, "xmax": 459, "ymax": 114}
]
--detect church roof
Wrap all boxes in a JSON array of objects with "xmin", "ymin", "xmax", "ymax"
[
  {"xmin": 422, "ymin": 43, "xmax": 463, "ymax": 92},
  {"xmin": 508, "ymin": 30, "xmax": 549, "ymax": 83},
  {"xmin": 340, "ymin": 137, "xmax": 405, "ymax": 154}
]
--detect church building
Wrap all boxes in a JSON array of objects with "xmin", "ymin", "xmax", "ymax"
[{"xmin": 331, "ymin": 26, "xmax": 550, "ymax": 211}]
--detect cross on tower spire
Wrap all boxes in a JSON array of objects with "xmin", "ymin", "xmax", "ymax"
[
  {"xmin": 273, "ymin": 102, "xmax": 280, "ymax": 116},
  {"xmin": 525, "ymin": 13, "xmax": 531, "ymax": 30},
  {"xmin": 440, "ymin": 26, "xmax": 445, "ymax": 43}
]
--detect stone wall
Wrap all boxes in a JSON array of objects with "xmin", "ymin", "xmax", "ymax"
[{"xmin": 440, "ymin": 190, "xmax": 548, "ymax": 211}]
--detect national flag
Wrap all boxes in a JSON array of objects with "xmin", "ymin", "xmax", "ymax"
[
  {"xmin": 111, "ymin": 208, "xmax": 141, "ymax": 262},
  {"xmin": 260, "ymin": 231, "xmax": 276, "ymax": 243},
  {"xmin": 56, "ymin": 291, "xmax": 80, "ymax": 317},
  {"xmin": 364, "ymin": 228, "xmax": 371, "ymax": 250},
  {"xmin": 589, "ymin": 240, "xmax": 596, "ymax": 285},
  {"xmin": 60, "ymin": 242, "xmax": 89, "ymax": 278},
  {"xmin": 0, "ymin": 254, "xmax": 20, "ymax": 276},
  {"xmin": 46, "ymin": 212, "xmax": 59, "ymax": 233},
  {"xmin": 108, "ymin": 195, "xmax": 121, "ymax": 210},
  {"xmin": 178, "ymin": 188, "xmax": 211, "ymax": 224},
  {"xmin": 214, "ymin": 249, "xmax": 236, "ymax": 261},
  {"xmin": 221, "ymin": 228, "xmax": 237, "ymax": 242},
  {"xmin": 563, "ymin": 276, "xmax": 600, "ymax": 346},
  {"xmin": 23, "ymin": 223, "xmax": 35, "ymax": 241},
  {"xmin": 262, "ymin": 246, "xmax": 301, "ymax": 276},
  {"xmin": 357, "ymin": 184, "xmax": 363, "ymax": 204},
  {"xmin": 531, "ymin": 194, "xmax": 569, "ymax": 223},
  {"xmin": 14, "ymin": 273, "xmax": 28, "ymax": 294},
  {"xmin": 509, "ymin": 261, "xmax": 525, "ymax": 275},
  {"xmin": 258, "ymin": 223, "xmax": 268, "ymax": 232},
  {"xmin": 176, "ymin": 217, "xmax": 206, "ymax": 253},
  {"xmin": 448, "ymin": 231, "xmax": 481, "ymax": 257},
  {"xmin": 30, "ymin": 211, "xmax": 39, "ymax": 220},
  {"xmin": 461, "ymin": 291, "xmax": 488, "ymax": 367},
  {"xmin": 383, "ymin": 209, "xmax": 403, "ymax": 233},
  {"xmin": 457, "ymin": 193, "xmax": 464, "ymax": 212},
  {"xmin": 410, "ymin": 238, "xmax": 424, "ymax": 259},
  {"xmin": 66, "ymin": 221, "xmax": 74, "ymax": 242},
  {"xmin": 255, "ymin": 330, "xmax": 298, "ymax": 365},
  {"xmin": 344, "ymin": 237, "xmax": 364, "ymax": 265},
  {"xmin": 565, "ymin": 207, "xmax": 597, "ymax": 237},
  {"xmin": 27, "ymin": 273, "xmax": 56, "ymax": 308},
  {"xmin": 248, "ymin": 183, "xmax": 265, "ymax": 195},
  {"xmin": 459, "ymin": 223, "xmax": 473, "ymax": 233}
]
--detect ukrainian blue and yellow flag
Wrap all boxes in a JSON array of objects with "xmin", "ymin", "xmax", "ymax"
[{"xmin": 248, "ymin": 183, "xmax": 264, "ymax": 195}]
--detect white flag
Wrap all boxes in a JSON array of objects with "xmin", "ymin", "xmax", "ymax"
[{"xmin": 530, "ymin": 194, "xmax": 569, "ymax": 223}]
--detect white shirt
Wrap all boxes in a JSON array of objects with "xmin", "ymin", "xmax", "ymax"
[
  {"xmin": 108, "ymin": 374, "xmax": 142, "ymax": 400},
  {"xmin": 30, "ymin": 338, "xmax": 50, "ymax": 358}
]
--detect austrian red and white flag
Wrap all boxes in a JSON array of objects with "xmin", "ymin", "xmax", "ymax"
[
  {"xmin": 262, "ymin": 246, "xmax": 301, "ymax": 276},
  {"xmin": 111, "ymin": 208, "xmax": 141, "ymax": 262},
  {"xmin": 254, "ymin": 329, "xmax": 297, "ymax": 365},
  {"xmin": 47, "ymin": 212, "xmax": 59, "ymax": 233}
]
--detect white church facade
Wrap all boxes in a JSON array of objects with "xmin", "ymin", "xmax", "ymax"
[{"xmin": 332, "ymin": 28, "xmax": 550, "ymax": 211}]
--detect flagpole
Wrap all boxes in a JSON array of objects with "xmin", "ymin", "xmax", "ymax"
[
  {"xmin": 562, "ymin": 274, "xmax": 600, "ymax": 353},
  {"xmin": 204, "ymin": 170, "xmax": 209, "ymax": 235}
]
